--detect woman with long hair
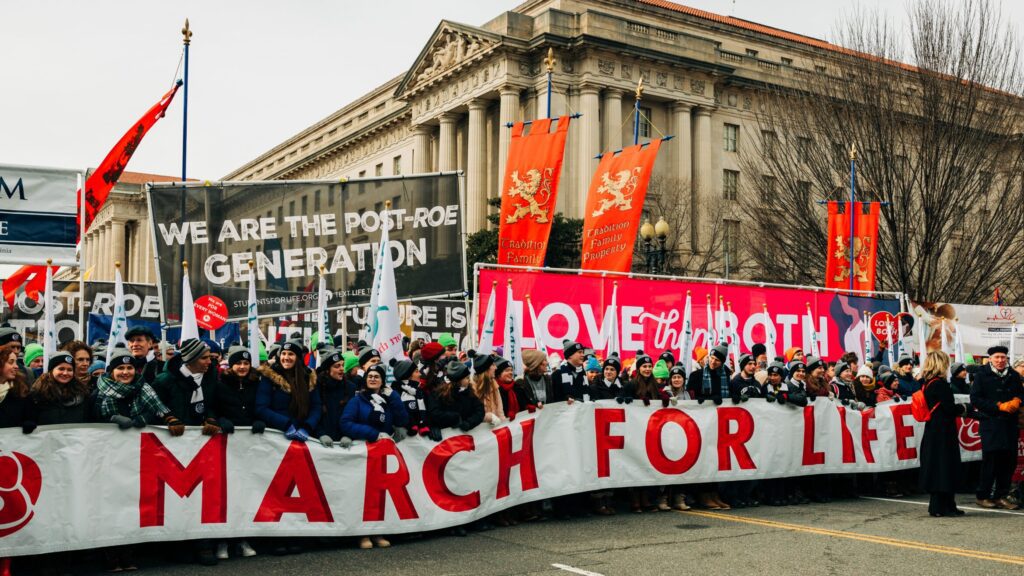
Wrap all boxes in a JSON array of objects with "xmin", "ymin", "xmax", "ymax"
[
  {"xmin": 30, "ymin": 352, "xmax": 91, "ymax": 425},
  {"xmin": 471, "ymin": 354, "xmax": 505, "ymax": 426},
  {"xmin": 0, "ymin": 343, "xmax": 35, "ymax": 432},
  {"xmin": 60, "ymin": 340, "xmax": 96, "ymax": 390},
  {"xmin": 919, "ymin": 350, "xmax": 968, "ymax": 517}
]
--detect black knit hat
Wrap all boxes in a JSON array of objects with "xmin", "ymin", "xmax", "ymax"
[
  {"xmin": 320, "ymin": 350, "xmax": 344, "ymax": 372},
  {"xmin": 805, "ymin": 356, "xmax": 824, "ymax": 372},
  {"xmin": 178, "ymin": 338, "xmax": 209, "ymax": 364},
  {"xmin": 635, "ymin": 350, "xmax": 653, "ymax": 367},
  {"xmin": 767, "ymin": 361, "xmax": 785, "ymax": 376},
  {"xmin": 563, "ymin": 339, "xmax": 584, "ymax": 358},
  {"xmin": 47, "ymin": 353, "xmax": 74, "ymax": 372},
  {"xmin": 659, "ymin": 351, "xmax": 676, "ymax": 365},
  {"xmin": 124, "ymin": 326, "xmax": 156, "ymax": 340},
  {"xmin": 987, "ymin": 345, "xmax": 1009, "ymax": 356},
  {"xmin": 358, "ymin": 346, "xmax": 381, "ymax": 366},
  {"xmin": 446, "ymin": 360, "xmax": 470, "ymax": 383},
  {"xmin": 363, "ymin": 364, "xmax": 387, "ymax": 385},
  {"xmin": 0, "ymin": 327, "xmax": 21, "ymax": 346},
  {"xmin": 471, "ymin": 352, "xmax": 494, "ymax": 373},
  {"xmin": 281, "ymin": 339, "xmax": 305, "ymax": 355},
  {"xmin": 711, "ymin": 345, "xmax": 729, "ymax": 362},
  {"xmin": 669, "ymin": 363, "xmax": 687, "ymax": 378},
  {"xmin": 738, "ymin": 353, "xmax": 755, "ymax": 369},
  {"xmin": 788, "ymin": 359, "xmax": 807, "ymax": 373},
  {"xmin": 227, "ymin": 346, "xmax": 252, "ymax": 367},
  {"xmin": 107, "ymin": 349, "xmax": 134, "ymax": 371},
  {"xmin": 390, "ymin": 358, "xmax": 416, "ymax": 381},
  {"xmin": 603, "ymin": 353, "xmax": 621, "ymax": 372}
]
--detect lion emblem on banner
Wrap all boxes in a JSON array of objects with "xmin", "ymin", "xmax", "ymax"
[
  {"xmin": 505, "ymin": 168, "xmax": 554, "ymax": 224},
  {"xmin": 592, "ymin": 167, "xmax": 642, "ymax": 217},
  {"xmin": 831, "ymin": 235, "xmax": 873, "ymax": 284}
]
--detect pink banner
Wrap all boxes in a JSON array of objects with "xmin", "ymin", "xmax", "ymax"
[{"xmin": 478, "ymin": 269, "xmax": 901, "ymax": 362}]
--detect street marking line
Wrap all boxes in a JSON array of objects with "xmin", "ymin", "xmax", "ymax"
[
  {"xmin": 680, "ymin": 509, "xmax": 1024, "ymax": 566},
  {"xmin": 862, "ymin": 496, "xmax": 1024, "ymax": 516},
  {"xmin": 551, "ymin": 563, "xmax": 606, "ymax": 576}
]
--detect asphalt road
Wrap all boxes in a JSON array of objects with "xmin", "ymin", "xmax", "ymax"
[{"xmin": 64, "ymin": 494, "xmax": 1024, "ymax": 576}]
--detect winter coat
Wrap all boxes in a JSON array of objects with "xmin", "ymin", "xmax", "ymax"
[
  {"xmin": 630, "ymin": 376, "xmax": 661, "ymax": 403},
  {"xmin": 219, "ymin": 370, "xmax": 261, "ymax": 427},
  {"xmin": 474, "ymin": 382, "xmax": 505, "ymax": 420},
  {"xmin": 828, "ymin": 378, "xmax": 858, "ymax": 402},
  {"xmin": 950, "ymin": 376, "xmax": 971, "ymax": 396},
  {"xmin": 729, "ymin": 374, "xmax": 763, "ymax": 401},
  {"xmin": 875, "ymin": 386, "xmax": 901, "ymax": 404},
  {"xmin": 686, "ymin": 365, "xmax": 731, "ymax": 403},
  {"xmin": 553, "ymin": 363, "xmax": 590, "ymax": 402},
  {"xmin": 339, "ymin": 391, "xmax": 403, "ymax": 441},
  {"xmin": 497, "ymin": 380, "xmax": 537, "ymax": 419},
  {"xmin": 255, "ymin": 364, "xmax": 322, "ymax": 433},
  {"xmin": 394, "ymin": 379, "xmax": 428, "ymax": 430},
  {"xmin": 896, "ymin": 372, "xmax": 921, "ymax": 397},
  {"xmin": 805, "ymin": 376, "xmax": 829, "ymax": 399},
  {"xmin": 317, "ymin": 374, "xmax": 356, "ymax": 441},
  {"xmin": 592, "ymin": 377, "xmax": 627, "ymax": 401},
  {"xmin": 853, "ymin": 380, "xmax": 877, "ymax": 407},
  {"xmin": 152, "ymin": 355, "xmax": 224, "ymax": 426},
  {"xmin": 779, "ymin": 378, "xmax": 809, "ymax": 407},
  {"xmin": 426, "ymin": 385, "xmax": 484, "ymax": 431},
  {"xmin": 969, "ymin": 366, "xmax": 1024, "ymax": 452},
  {"xmin": 31, "ymin": 390, "xmax": 92, "ymax": 425},
  {"xmin": 515, "ymin": 373, "xmax": 554, "ymax": 405},
  {"xmin": 919, "ymin": 377, "xmax": 966, "ymax": 494},
  {"xmin": 0, "ymin": 387, "xmax": 35, "ymax": 429}
]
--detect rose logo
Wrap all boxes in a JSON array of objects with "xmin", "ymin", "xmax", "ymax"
[
  {"xmin": 0, "ymin": 452, "xmax": 42, "ymax": 538},
  {"xmin": 957, "ymin": 417, "xmax": 981, "ymax": 452}
]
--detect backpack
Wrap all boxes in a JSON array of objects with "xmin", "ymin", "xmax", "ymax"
[{"xmin": 910, "ymin": 379, "xmax": 940, "ymax": 422}]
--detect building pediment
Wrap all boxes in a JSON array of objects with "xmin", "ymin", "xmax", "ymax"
[{"xmin": 396, "ymin": 21, "xmax": 502, "ymax": 97}]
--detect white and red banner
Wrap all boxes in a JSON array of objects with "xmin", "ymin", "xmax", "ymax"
[
  {"xmin": 478, "ymin": 269, "xmax": 901, "ymax": 362},
  {"xmin": 0, "ymin": 399, "xmax": 981, "ymax": 556}
]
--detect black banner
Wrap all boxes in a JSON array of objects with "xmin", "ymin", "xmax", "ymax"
[{"xmin": 147, "ymin": 175, "xmax": 465, "ymax": 322}]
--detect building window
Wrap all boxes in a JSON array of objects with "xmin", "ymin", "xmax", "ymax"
[
  {"xmin": 815, "ymin": 64, "xmax": 827, "ymax": 73},
  {"xmin": 781, "ymin": 57, "xmax": 793, "ymax": 66},
  {"xmin": 358, "ymin": 169, "xmax": 367, "ymax": 179},
  {"xmin": 797, "ymin": 137, "xmax": 812, "ymax": 163},
  {"xmin": 723, "ymin": 169, "xmax": 739, "ymax": 200},
  {"xmin": 761, "ymin": 130, "xmax": 778, "ymax": 157},
  {"xmin": 724, "ymin": 123, "xmax": 739, "ymax": 152},
  {"xmin": 761, "ymin": 175, "xmax": 776, "ymax": 204},
  {"xmin": 746, "ymin": 49, "xmax": 759, "ymax": 57},
  {"xmin": 797, "ymin": 180, "xmax": 812, "ymax": 205},
  {"xmin": 639, "ymin": 106, "xmax": 652, "ymax": 139},
  {"xmin": 723, "ymin": 219, "xmax": 740, "ymax": 274},
  {"xmin": 315, "ymin": 190, "xmax": 321, "ymax": 212},
  {"xmin": 375, "ymin": 163, "xmax": 383, "ymax": 177},
  {"xmin": 393, "ymin": 155, "xmax": 402, "ymax": 175}
]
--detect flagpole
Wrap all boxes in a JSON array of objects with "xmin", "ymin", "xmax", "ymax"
[
  {"xmin": 848, "ymin": 144, "xmax": 856, "ymax": 293},
  {"xmin": 77, "ymin": 172, "xmax": 86, "ymax": 341},
  {"xmin": 633, "ymin": 78, "xmax": 643, "ymax": 146},
  {"xmin": 543, "ymin": 48, "xmax": 555, "ymax": 119},
  {"xmin": 181, "ymin": 19, "xmax": 192, "ymax": 182}
]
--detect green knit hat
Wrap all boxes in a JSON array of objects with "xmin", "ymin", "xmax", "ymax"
[
  {"xmin": 438, "ymin": 333, "xmax": 457, "ymax": 348},
  {"xmin": 342, "ymin": 351, "xmax": 359, "ymax": 373},
  {"xmin": 653, "ymin": 359, "xmax": 670, "ymax": 380},
  {"xmin": 24, "ymin": 343, "xmax": 44, "ymax": 366}
]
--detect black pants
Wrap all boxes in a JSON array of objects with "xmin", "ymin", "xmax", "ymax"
[
  {"xmin": 977, "ymin": 449, "xmax": 1016, "ymax": 500},
  {"xmin": 928, "ymin": 491, "xmax": 957, "ymax": 515}
]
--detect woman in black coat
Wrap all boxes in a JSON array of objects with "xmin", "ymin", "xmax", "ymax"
[
  {"xmin": 918, "ymin": 351, "xmax": 968, "ymax": 517},
  {"xmin": 30, "ymin": 353, "xmax": 92, "ymax": 425},
  {"xmin": 0, "ymin": 343, "xmax": 36, "ymax": 432},
  {"xmin": 425, "ymin": 360, "xmax": 484, "ymax": 439}
]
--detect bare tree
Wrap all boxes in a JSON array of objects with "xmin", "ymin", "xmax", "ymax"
[
  {"xmin": 740, "ymin": 0, "xmax": 1024, "ymax": 302},
  {"xmin": 632, "ymin": 175, "xmax": 734, "ymax": 277}
]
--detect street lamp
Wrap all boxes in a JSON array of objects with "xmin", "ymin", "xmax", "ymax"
[{"xmin": 639, "ymin": 216, "xmax": 670, "ymax": 274}]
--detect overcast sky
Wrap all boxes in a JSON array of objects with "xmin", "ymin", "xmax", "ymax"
[{"xmin": 2, "ymin": 0, "xmax": 1020, "ymax": 181}]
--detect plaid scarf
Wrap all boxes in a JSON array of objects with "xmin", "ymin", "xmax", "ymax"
[
  {"xmin": 96, "ymin": 375, "xmax": 169, "ymax": 422},
  {"xmin": 701, "ymin": 365, "xmax": 729, "ymax": 398}
]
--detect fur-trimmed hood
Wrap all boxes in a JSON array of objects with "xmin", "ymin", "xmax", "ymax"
[{"xmin": 258, "ymin": 363, "xmax": 317, "ymax": 394}]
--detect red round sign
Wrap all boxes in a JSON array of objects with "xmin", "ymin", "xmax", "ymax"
[{"xmin": 194, "ymin": 295, "xmax": 228, "ymax": 331}]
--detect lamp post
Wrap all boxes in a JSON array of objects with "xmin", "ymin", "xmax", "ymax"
[{"xmin": 639, "ymin": 216, "xmax": 670, "ymax": 274}]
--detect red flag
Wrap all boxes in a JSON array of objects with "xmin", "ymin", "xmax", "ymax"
[
  {"xmin": 3, "ymin": 82, "xmax": 180, "ymax": 307},
  {"xmin": 825, "ymin": 202, "xmax": 880, "ymax": 292},
  {"xmin": 80, "ymin": 81, "xmax": 182, "ymax": 233},
  {"xmin": 580, "ymin": 140, "xmax": 663, "ymax": 272},
  {"xmin": 497, "ymin": 117, "xmax": 572, "ymax": 267}
]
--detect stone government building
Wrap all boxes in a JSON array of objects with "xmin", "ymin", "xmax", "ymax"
[{"xmin": 225, "ymin": 0, "xmax": 852, "ymax": 273}]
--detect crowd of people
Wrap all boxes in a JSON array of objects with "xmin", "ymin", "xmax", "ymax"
[{"xmin": 0, "ymin": 323, "xmax": 1022, "ymax": 573}]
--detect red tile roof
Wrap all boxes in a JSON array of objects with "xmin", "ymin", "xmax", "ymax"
[{"xmin": 116, "ymin": 171, "xmax": 197, "ymax": 185}]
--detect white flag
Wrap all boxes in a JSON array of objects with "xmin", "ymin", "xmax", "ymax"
[
  {"xmin": 316, "ymin": 271, "xmax": 333, "ymax": 357},
  {"xmin": 248, "ymin": 267, "xmax": 261, "ymax": 368},
  {"xmin": 726, "ymin": 302, "xmax": 739, "ymax": 370},
  {"xmin": 370, "ymin": 213, "xmax": 404, "ymax": 363},
  {"xmin": 705, "ymin": 295, "xmax": 715, "ymax": 350},
  {"xmin": 527, "ymin": 296, "xmax": 544, "ymax": 351},
  {"xmin": 478, "ymin": 282, "xmax": 497, "ymax": 356},
  {"xmin": 717, "ymin": 297, "xmax": 727, "ymax": 346},
  {"xmin": 862, "ymin": 312, "xmax": 873, "ymax": 364},
  {"xmin": 1010, "ymin": 322, "xmax": 1017, "ymax": 365},
  {"xmin": 680, "ymin": 292, "xmax": 693, "ymax": 372},
  {"xmin": 764, "ymin": 304, "xmax": 777, "ymax": 362},
  {"xmin": 42, "ymin": 264, "xmax": 57, "ymax": 368},
  {"xmin": 106, "ymin": 267, "xmax": 128, "ymax": 365},
  {"xmin": 180, "ymin": 265, "xmax": 200, "ymax": 342},
  {"xmin": 804, "ymin": 304, "xmax": 820, "ymax": 358},
  {"xmin": 606, "ymin": 282, "xmax": 621, "ymax": 359},
  {"xmin": 917, "ymin": 314, "xmax": 928, "ymax": 367},
  {"xmin": 886, "ymin": 322, "xmax": 896, "ymax": 367},
  {"xmin": 954, "ymin": 320, "xmax": 969, "ymax": 383},
  {"xmin": 504, "ymin": 282, "xmax": 524, "ymax": 377}
]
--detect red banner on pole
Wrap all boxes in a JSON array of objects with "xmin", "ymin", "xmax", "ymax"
[
  {"xmin": 825, "ymin": 202, "xmax": 880, "ymax": 292},
  {"xmin": 580, "ymin": 140, "xmax": 663, "ymax": 272},
  {"xmin": 497, "ymin": 117, "xmax": 572, "ymax": 267}
]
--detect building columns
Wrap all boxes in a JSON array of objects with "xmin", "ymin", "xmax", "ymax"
[
  {"xmin": 497, "ymin": 87, "xmax": 520, "ymax": 197},
  {"xmin": 412, "ymin": 124, "xmax": 432, "ymax": 174},
  {"xmin": 111, "ymin": 219, "xmax": 126, "ymax": 278},
  {"xmin": 577, "ymin": 86, "xmax": 602, "ymax": 217},
  {"xmin": 438, "ymin": 113, "xmax": 459, "ymax": 172},
  {"xmin": 603, "ymin": 88, "xmax": 623, "ymax": 151},
  {"xmin": 466, "ymin": 100, "xmax": 488, "ymax": 234},
  {"xmin": 692, "ymin": 106, "xmax": 713, "ymax": 251}
]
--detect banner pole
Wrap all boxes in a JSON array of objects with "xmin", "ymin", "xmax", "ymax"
[
  {"xmin": 544, "ymin": 48, "xmax": 554, "ymax": 119},
  {"xmin": 181, "ymin": 19, "xmax": 191, "ymax": 183},
  {"xmin": 77, "ymin": 172, "xmax": 87, "ymax": 341},
  {"xmin": 848, "ymin": 144, "xmax": 856, "ymax": 294},
  {"xmin": 633, "ymin": 78, "xmax": 643, "ymax": 145}
]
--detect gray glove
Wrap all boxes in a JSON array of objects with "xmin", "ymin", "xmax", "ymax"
[
  {"xmin": 392, "ymin": 427, "xmax": 409, "ymax": 442},
  {"xmin": 319, "ymin": 434, "xmax": 334, "ymax": 448},
  {"xmin": 339, "ymin": 436, "xmax": 353, "ymax": 449},
  {"xmin": 132, "ymin": 416, "xmax": 147, "ymax": 428},
  {"xmin": 111, "ymin": 415, "xmax": 133, "ymax": 429}
]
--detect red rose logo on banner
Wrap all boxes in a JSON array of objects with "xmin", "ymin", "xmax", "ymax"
[
  {"xmin": 0, "ymin": 452, "xmax": 42, "ymax": 538},
  {"xmin": 580, "ymin": 139, "xmax": 663, "ymax": 272},
  {"xmin": 497, "ymin": 117, "xmax": 572, "ymax": 267},
  {"xmin": 825, "ymin": 202, "xmax": 881, "ymax": 292}
]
